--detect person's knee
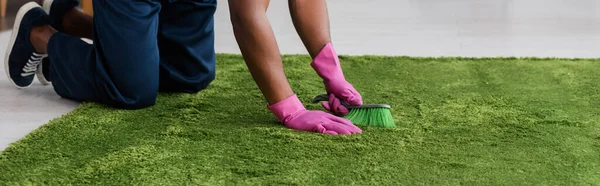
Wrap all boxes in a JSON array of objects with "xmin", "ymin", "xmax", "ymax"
[
  {"xmin": 195, "ymin": 69, "xmax": 216, "ymax": 92},
  {"xmin": 114, "ymin": 89, "xmax": 158, "ymax": 110},
  {"xmin": 184, "ymin": 69, "xmax": 216, "ymax": 93},
  {"xmin": 108, "ymin": 78, "xmax": 159, "ymax": 109}
]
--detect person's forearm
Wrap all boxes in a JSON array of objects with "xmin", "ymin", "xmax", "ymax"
[
  {"xmin": 229, "ymin": 0, "xmax": 294, "ymax": 105},
  {"xmin": 288, "ymin": 0, "xmax": 331, "ymax": 59},
  {"xmin": 289, "ymin": 0, "xmax": 364, "ymax": 109}
]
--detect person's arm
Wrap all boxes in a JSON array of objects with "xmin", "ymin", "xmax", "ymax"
[
  {"xmin": 228, "ymin": 0, "xmax": 361, "ymax": 135},
  {"xmin": 288, "ymin": 0, "xmax": 363, "ymax": 116},
  {"xmin": 288, "ymin": 0, "xmax": 331, "ymax": 58},
  {"xmin": 228, "ymin": 0, "xmax": 292, "ymax": 105}
]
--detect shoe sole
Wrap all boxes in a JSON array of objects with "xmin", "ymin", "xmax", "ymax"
[
  {"xmin": 43, "ymin": 0, "xmax": 53, "ymax": 14},
  {"xmin": 4, "ymin": 2, "xmax": 41, "ymax": 89},
  {"xmin": 36, "ymin": 0, "xmax": 54, "ymax": 86},
  {"xmin": 35, "ymin": 60, "xmax": 50, "ymax": 85}
]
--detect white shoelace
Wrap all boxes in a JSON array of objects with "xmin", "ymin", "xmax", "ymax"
[{"xmin": 21, "ymin": 52, "xmax": 47, "ymax": 77}]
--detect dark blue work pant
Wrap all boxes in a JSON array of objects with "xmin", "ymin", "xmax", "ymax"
[{"xmin": 47, "ymin": 0, "xmax": 217, "ymax": 109}]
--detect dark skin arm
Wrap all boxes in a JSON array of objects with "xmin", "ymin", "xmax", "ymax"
[
  {"xmin": 288, "ymin": 0, "xmax": 332, "ymax": 59},
  {"xmin": 228, "ymin": 0, "xmax": 335, "ymax": 105},
  {"xmin": 228, "ymin": 0, "xmax": 294, "ymax": 105}
]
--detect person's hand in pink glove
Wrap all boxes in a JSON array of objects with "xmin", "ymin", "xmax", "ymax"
[
  {"xmin": 311, "ymin": 43, "xmax": 362, "ymax": 116},
  {"xmin": 268, "ymin": 94, "xmax": 362, "ymax": 135},
  {"xmin": 320, "ymin": 93, "xmax": 350, "ymax": 116}
]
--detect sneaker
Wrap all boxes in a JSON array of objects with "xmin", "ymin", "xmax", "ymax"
[
  {"xmin": 36, "ymin": 58, "xmax": 51, "ymax": 85},
  {"xmin": 4, "ymin": 2, "xmax": 50, "ymax": 89}
]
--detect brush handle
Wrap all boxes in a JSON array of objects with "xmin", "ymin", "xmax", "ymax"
[
  {"xmin": 311, "ymin": 94, "xmax": 391, "ymax": 109},
  {"xmin": 311, "ymin": 94, "xmax": 332, "ymax": 103}
]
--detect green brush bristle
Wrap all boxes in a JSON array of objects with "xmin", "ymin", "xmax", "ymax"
[{"xmin": 344, "ymin": 107, "xmax": 395, "ymax": 128}]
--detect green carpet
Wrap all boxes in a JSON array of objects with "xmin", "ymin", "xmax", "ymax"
[{"xmin": 1, "ymin": 55, "xmax": 599, "ymax": 185}]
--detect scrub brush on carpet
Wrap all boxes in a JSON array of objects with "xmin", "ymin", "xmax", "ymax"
[{"xmin": 312, "ymin": 94, "xmax": 395, "ymax": 128}]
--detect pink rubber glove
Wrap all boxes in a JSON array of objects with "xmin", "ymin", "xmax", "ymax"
[
  {"xmin": 268, "ymin": 94, "xmax": 362, "ymax": 135},
  {"xmin": 311, "ymin": 43, "xmax": 362, "ymax": 116},
  {"xmin": 320, "ymin": 93, "xmax": 349, "ymax": 116}
]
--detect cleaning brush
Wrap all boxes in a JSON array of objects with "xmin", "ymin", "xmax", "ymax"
[{"xmin": 312, "ymin": 94, "xmax": 395, "ymax": 128}]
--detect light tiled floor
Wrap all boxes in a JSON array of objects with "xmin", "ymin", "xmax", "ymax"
[
  {"xmin": 1, "ymin": 0, "xmax": 599, "ymax": 151},
  {"xmin": 0, "ymin": 30, "xmax": 80, "ymax": 151}
]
